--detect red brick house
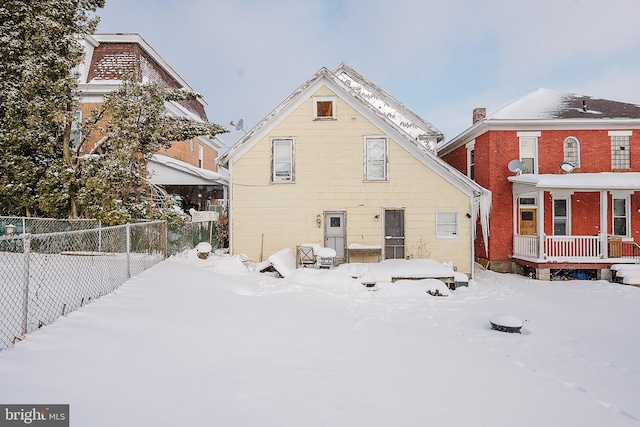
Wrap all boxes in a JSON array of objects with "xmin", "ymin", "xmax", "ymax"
[
  {"xmin": 438, "ymin": 88, "xmax": 640, "ymax": 280},
  {"xmin": 78, "ymin": 33, "xmax": 227, "ymax": 211}
]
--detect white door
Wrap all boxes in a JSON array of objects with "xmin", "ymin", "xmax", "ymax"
[{"xmin": 324, "ymin": 212, "xmax": 346, "ymax": 261}]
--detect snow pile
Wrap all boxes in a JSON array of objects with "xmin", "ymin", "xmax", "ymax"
[
  {"xmin": 338, "ymin": 258, "xmax": 459, "ymax": 283},
  {"xmin": 376, "ymin": 278, "xmax": 451, "ymax": 297}
]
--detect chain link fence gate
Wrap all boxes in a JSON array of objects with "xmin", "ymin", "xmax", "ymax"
[{"xmin": 0, "ymin": 221, "xmax": 170, "ymax": 351}]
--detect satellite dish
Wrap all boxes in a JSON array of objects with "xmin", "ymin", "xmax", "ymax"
[
  {"xmin": 508, "ymin": 159, "xmax": 523, "ymax": 175},
  {"xmin": 559, "ymin": 162, "xmax": 576, "ymax": 174},
  {"xmin": 229, "ymin": 118, "xmax": 247, "ymax": 134}
]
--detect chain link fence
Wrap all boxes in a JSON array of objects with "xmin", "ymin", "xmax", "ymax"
[
  {"xmin": 1, "ymin": 218, "xmax": 220, "ymax": 351},
  {"xmin": 0, "ymin": 216, "xmax": 99, "ymax": 236},
  {"xmin": 168, "ymin": 220, "xmax": 218, "ymax": 256},
  {"xmin": 1, "ymin": 220, "xmax": 192, "ymax": 351}
]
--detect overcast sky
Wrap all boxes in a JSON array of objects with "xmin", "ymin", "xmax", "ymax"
[{"xmin": 95, "ymin": 0, "xmax": 640, "ymax": 147}]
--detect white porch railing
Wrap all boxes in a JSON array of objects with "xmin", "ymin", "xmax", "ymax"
[
  {"xmin": 545, "ymin": 235, "xmax": 601, "ymax": 258},
  {"xmin": 514, "ymin": 235, "xmax": 538, "ymax": 258},
  {"xmin": 513, "ymin": 235, "xmax": 603, "ymax": 259}
]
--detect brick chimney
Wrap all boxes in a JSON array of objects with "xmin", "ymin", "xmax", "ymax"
[{"xmin": 473, "ymin": 107, "xmax": 486, "ymax": 124}]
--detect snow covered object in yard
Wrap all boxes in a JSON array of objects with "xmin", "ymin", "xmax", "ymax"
[
  {"xmin": 267, "ymin": 248, "xmax": 297, "ymax": 278},
  {"xmin": 378, "ymin": 279, "xmax": 451, "ymax": 297},
  {"xmin": 338, "ymin": 258, "xmax": 460, "ymax": 287},
  {"xmin": 489, "ymin": 314, "xmax": 524, "ymax": 333},
  {"xmin": 195, "ymin": 242, "xmax": 212, "ymax": 259}
]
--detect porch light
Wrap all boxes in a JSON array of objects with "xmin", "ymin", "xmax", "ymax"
[{"xmin": 316, "ymin": 215, "xmax": 321, "ymax": 226}]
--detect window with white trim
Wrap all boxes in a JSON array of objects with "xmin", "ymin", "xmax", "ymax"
[
  {"xmin": 553, "ymin": 197, "xmax": 570, "ymax": 236},
  {"xmin": 198, "ymin": 145, "xmax": 203, "ymax": 168},
  {"xmin": 365, "ymin": 137, "xmax": 388, "ymax": 181},
  {"xmin": 612, "ymin": 197, "xmax": 629, "ymax": 237},
  {"xmin": 518, "ymin": 132, "xmax": 540, "ymax": 174},
  {"xmin": 563, "ymin": 137, "xmax": 580, "ymax": 167},
  {"xmin": 611, "ymin": 135, "xmax": 630, "ymax": 169},
  {"xmin": 272, "ymin": 138, "xmax": 294, "ymax": 182},
  {"xmin": 436, "ymin": 211, "xmax": 458, "ymax": 238},
  {"xmin": 466, "ymin": 141, "xmax": 475, "ymax": 180},
  {"xmin": 313, "ymin": 96, "xmax": 337, "ymax": 120}
]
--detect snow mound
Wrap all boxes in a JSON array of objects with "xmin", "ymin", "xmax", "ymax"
[
  {"xmin": 376, "ymin": 279, "xmax": 450, "ymax": 297},
  {"xmin": 338, "ymin": 258, "xmax": 456, "ymax": 284},
  {"xmin": 267, "ymin": 248, "xmax": 296, "ymax": 277}
]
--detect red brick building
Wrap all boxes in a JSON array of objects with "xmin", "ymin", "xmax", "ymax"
[
  {"xmin": 439, "ymin": 89, "xmax": 640, "ymax": 280},
  {"xmin": 78, "ymin": 33, "xmax": 227, "ymax": 211}
]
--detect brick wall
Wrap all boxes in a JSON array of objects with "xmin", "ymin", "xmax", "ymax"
[{"xmin": 443, "ymin": 127, "xmax": 640, "ymax": 267}]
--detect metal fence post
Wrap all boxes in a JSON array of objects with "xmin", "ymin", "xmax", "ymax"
[
  {"xmin": 22, "ymin": 234, "xmax": 31, "ymax": 336},
  {"xmin": 126, "ymin": 223, "xmax": 131, "ymax": 279}
]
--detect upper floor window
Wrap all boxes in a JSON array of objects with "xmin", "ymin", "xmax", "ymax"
[
  {"xmin": 272, "ymin": 138, "xmax": 294, "ymax": 182},
  {"xmin": 563, "ymin": 137, "xmax": 580, "ymax": 167},
  {"xmin": 364, "ymin": 137, "xmax": 388, "ymax": 181},
  {"xmin": 436, "ymin": 211, "xmax": 458, "ymax": 238},
  {"xmin": 610, "ymin": 131, "xmax": 631, "ymax": 169},
  {"xmin": 198, "ymin": 145, "xmax": 204, "ymax": 168},
  {"xmin": 466, "ymin": 140, "xmax": 475, "ymax": 180},
  {"xmin": 518, "ymin": 131, "xmax": 540, "ymax": 174},
  {"xmin": 313, "ymin": 96, "xmax": 337, "ymax": 120}
]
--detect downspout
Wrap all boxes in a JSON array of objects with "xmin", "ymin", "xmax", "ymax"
[{"xmin": 227, "ymin": 162, "xmax": 234, "ymax": 255}]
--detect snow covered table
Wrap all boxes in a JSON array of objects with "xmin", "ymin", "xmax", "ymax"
[{"xmin": 347, "ymin": 244, "xmax": 382, "ymax": 262}]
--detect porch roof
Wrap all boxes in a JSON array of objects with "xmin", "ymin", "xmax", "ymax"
[
  {"xmin": 508, "ymin": 172, "xmax": 640, "ymax": 191},
  {"xmin": 147, "ymin": 154, "xmax": 228, "ymax": 187}
]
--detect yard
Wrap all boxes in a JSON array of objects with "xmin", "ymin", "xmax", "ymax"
[{"xmin": 0, "ymin": 250, "xmax": 639, "ymax": 426}]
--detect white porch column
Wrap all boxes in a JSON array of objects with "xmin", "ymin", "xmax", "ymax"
[
  {"xmin": 537, "ymin": 188, "xmax": 545, "ymax": 259},
  {"xmin": 600, "ymin": 190, "xmax": 608, "ymax": 258}
]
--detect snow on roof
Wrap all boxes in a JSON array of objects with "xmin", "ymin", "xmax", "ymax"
[
  {"xmin": 148, "ymin": 154, "xmax": 228, "ymax": 185},
  {"xmin": 491, "ymin": 88, "xmax": 640, "ymax": 120},
  {"xmin": 334, "ymin": 64, "xmax": 442, "ymax": 152},
  {"xmin": 508, "ymin": 172, "xmax": 640, "ymax": 190}
]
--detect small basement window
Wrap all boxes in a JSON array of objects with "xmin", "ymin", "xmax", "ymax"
[{"xmin": 313, "ymin": 96, "xmax": 337, "ymax": 120}]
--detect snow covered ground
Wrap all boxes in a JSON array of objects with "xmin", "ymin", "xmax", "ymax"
[{"xmin": 1, "ymin": 250, "xmax": 639, "ymax": 426}]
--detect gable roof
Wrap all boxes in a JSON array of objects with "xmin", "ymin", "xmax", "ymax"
[
  {"xmin": 80, "ymin": 33, "xmax": 208, "ymax": 122},
  {"xmin": 218, "ymin": 64, "xmax": 491, "ymax": 246},
  {"xmin": 439, "ymin": 88, "xmax": 640, "ymax": 155}
]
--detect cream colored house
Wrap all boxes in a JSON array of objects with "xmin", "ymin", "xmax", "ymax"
[{"xmin": 218, "ymin": 64, "xmax": 490, "ymax": 277}]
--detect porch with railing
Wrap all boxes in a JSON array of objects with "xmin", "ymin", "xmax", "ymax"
[{"xmin": 513, "ymin": 234, "xmax": 640, "ymax": 262}]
